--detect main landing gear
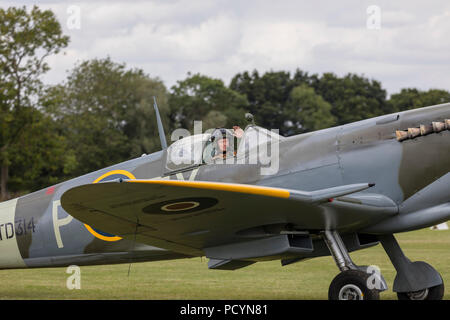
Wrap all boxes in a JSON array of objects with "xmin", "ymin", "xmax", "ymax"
[
  {"xmin": 322, "ymin": 231, "xmax": 444, "ymax": 300},
  {"xmin": 322, "ymin": 230, "xmax": 387, "ymax": 300}
]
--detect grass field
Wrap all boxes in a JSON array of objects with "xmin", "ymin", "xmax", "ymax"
[{"xmin": 0, "ymin": 228, "xmax": 449, "ymax": 300}]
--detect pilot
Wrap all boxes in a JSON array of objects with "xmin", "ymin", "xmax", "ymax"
[{"xmin": 211, "ymin": 126, "xmax": 243, "ymax": 160}]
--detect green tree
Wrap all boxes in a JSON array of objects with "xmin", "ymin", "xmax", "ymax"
[
  {"xmin": 230, "ymin": 70, "xmax": 289, "ymax": 132},
  {"xmin": 202, "ymin": 110, "xmax": 228, "ymax": 130},
  {"xmin": 285, "ymin": 84, "xmax": 336, "ymax": 134},
  {"xmin": 389, "ymin": 88, "xmax": 450, "ymax": 112},
  {"xmin": 7, "ymin": 109, "xmax": 72, "ymax": 194},
  {"xmin": 229, "ymin": 69, "xmax": 317, "ymax": 134},
  {"xmin": 44, "ymin": 58, "xmax": 169, "ymax": 177},
  {"xmin": 169, "ymin": 73, "xmax": 248, "ymax": 133},
  {"xmin": 311, "ymin": 73, "xmax": 391, "ymax": 125},
  {"xmin": 0, "ymin": 6, "xmax": 69, "ymax": 199}
]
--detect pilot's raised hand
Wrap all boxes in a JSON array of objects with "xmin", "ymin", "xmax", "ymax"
[{"xmin": 233, "ymin": 126, "xmax": 244, "ymax": 138}]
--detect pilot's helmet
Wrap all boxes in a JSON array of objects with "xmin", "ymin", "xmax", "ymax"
[
  {"xmin": 210, "ymin": 128, "xmax": 233, "ymax": 143},
  {"xmin": 210, "ymin": 128, "xmax": 234, "ymax": 153}
]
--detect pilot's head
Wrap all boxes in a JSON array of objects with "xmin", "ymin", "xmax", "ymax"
[
  {"xmin": 217, "ymin": 136, "xmax": 229, "ymax": 152},
  {"xmin": 211, "ymin": 128, "xmax": 233, "ymax": 155}
]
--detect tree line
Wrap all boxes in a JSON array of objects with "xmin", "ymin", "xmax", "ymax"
[{"xmin": 1, "ymin": 6, "xmax": 449, "ymax": 199}]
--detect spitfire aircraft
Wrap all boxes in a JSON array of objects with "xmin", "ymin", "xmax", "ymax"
[{"xmin": 0, "ymin": 100, "xmax": 449, "ymax": 300}]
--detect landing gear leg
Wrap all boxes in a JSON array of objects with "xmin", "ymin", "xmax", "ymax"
[
  {"xmin": 379, "ymin": 234, "xmax": 444, "ymax": 300},
  {"xmin": 322, "ymin": 230, "xmax": 387, "ymax": 300}
]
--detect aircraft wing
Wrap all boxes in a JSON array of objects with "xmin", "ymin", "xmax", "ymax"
[{"xmin": 60, "ymin": 179, "xmax": 398, "ymax": 257}]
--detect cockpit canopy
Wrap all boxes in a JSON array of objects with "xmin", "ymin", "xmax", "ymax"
[
  {"xmin": 165, "ymin": 125, "xmax": 284, "ymax": 171},
  {"xmin": 166, "ymin": 133, "xmax": 210, "ymax": 171}
]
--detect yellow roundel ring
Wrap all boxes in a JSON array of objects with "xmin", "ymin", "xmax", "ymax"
[
  {"xmin": 92, "ymin": 169, "xmax": 136, "ymax": 184},
  {"xmin": 84, "ymin": 169, "xmax": 136, "ymax": 242}
]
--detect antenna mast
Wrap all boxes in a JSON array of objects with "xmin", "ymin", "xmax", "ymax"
[{"xmin": 153, "ymin": 96, "xmax": 168, "ymax": 150}]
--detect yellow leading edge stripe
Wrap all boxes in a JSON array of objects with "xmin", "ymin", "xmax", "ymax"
[{"xmin": 128, "ymin": 180, "xmax": 290, "ymax": 199}]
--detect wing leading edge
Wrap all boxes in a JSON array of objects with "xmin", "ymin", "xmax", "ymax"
[{"xmin": 61, "ymin": 179, "xmax": 397, "ymax": 257}]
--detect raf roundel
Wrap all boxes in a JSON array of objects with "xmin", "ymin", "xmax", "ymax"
[
  {"xmin": 84, "ymin": 170, "xmax": 136, "ymax": 241},
  {"xmin": 161, "ymin": 201, "xmax": 200, "ymax": 212},
  {"xmin": 143, "ymin": 197, "xmax": 218, "ymax": 215}
]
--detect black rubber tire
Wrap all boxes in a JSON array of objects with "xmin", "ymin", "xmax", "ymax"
[
  {"xmin": 397, "ymin": 282, "xmax": 444, "ymax": 300},
  {"xmin": 328, "ymin": 269, "xmax": 380, "ymax": 300}
]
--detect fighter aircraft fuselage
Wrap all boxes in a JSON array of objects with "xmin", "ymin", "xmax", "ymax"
[{"xmin": 0, "ymin": 103, "xmax": 449, "ymax": 272}]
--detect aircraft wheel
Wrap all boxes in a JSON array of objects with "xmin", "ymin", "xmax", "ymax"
[
  {"xmin": 328, "ymin": 269, "xmax": 380, "ymax": 300},
  {"xmin": 397, "ymin": 281, "xmax": 444, "ymax": 300}
]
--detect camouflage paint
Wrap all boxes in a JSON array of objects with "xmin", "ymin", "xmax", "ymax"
[{"xmin": 0, "ymin": 103, "xmax": 448, "ymax": 269}]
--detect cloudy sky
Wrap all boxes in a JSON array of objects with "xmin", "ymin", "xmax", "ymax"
[{"xmin": 3, "ymin": 0, "xmax": 450, "ymax": 95}]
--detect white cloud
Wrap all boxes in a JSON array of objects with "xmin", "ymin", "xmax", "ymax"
[{"xmin": 2, "ymin": 0, "xmax": 450, "ymax": 95}]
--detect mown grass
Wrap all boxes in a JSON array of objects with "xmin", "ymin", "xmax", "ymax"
[{"xmin": 0, "ymin": 228, "xmax": 449, "ymax": 300}]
